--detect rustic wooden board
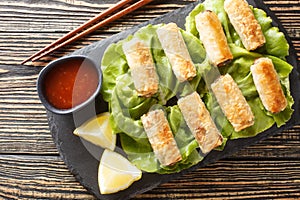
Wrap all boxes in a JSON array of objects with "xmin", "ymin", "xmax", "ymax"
[
  {"xmin": 0, "ymin": 0, "xmax": 299, "ymax": 66},
  {"xmin": 0, "ymin": 0, "xmax": 300, "ymax": 199},
  {"xmin": 1, "ymin": 155, "xmax": 300, "ymax": 199},
  {"xmin": 46, "ymin": 0, "xmax": 300, "ymax": 199}
]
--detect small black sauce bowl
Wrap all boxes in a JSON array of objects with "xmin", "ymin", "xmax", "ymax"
[{"xmin": 37, "ymin": 55, "xmax": 102, "ymax": 115}]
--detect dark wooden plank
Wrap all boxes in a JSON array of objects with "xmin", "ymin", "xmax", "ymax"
[
  {"xmin": 0, "ymin": 0, "xmax": 194, "ymax": 66},
  {"xmin": 0, "ymin": 0, "xmax": 299, "ymax": 65},
  {"xmin": 1, "ymin": 155, "xmax": 300, "ymax": 199},
  {"xmin": 0, "ymin": 0, "xmax": 300, "ymax": 199},
  {"xmin": 0, "ymin": 64, "xmax": 58, "ymax": 154},
  {"xmin": 136, "ymin": 160, "xmax": 300, "ymax": 199},
  {"xmin": 0, "ymin": 155, "xmax": 94, "ymax": 199}
]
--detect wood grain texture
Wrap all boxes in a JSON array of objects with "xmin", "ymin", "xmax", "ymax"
[
  {"xmin": 0, "ymin": 0, "xmax": 300, "ymax": 199},
  {"xmin": 136, "ymin": 160, "xmax": 300, "ymax": 199},
  {"xmin": 0, "ymin": 155, "xmax": 93, "ymax": 199},
  {"xmin": 1, "ymin": 155, "xmax": 300, "ymax": 199},
  {"xmin": 0, "ymin": 64, "xmax": 58, "ymax": 154}
]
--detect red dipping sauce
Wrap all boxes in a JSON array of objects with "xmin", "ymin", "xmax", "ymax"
[{"xmin": 43, "ymin": 58, "xmax": 99, "ymax": 110}]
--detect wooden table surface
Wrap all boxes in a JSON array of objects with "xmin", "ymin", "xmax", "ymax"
[{"xmin": 1, "ymin": 0, "xmax": 300, "ymax": 199}]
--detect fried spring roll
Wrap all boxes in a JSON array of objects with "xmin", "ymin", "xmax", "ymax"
[
  {"xmin": 195, "ymin": 10, "xmax": 233, "ymax": 67},
  {"xmin": 178, "ymin": 92, "xmax": 223, "ymax": 154},
  {"xmin": 156, "ymin": 23, "xmax": 196, "ymax": 82},
  {"xmin": 251, "ymin": 57, "xmax": 287, "ymax": 113},
  {"xmin": 224, "ymin": 0, "xmax": 266, "ymax": 51},
  {"xmin": 141, "ymin": 109, "xmax": 182, "ymax": 166},
  {"xmin": 211, "ymin": 74, "xmax": 254, "ymax": 132},
  {"xmin": 122, "ymin": 38, "xmax": 159, "ymax": 97}
]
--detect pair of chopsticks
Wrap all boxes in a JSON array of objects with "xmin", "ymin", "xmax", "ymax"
[{"xmin": 21, "ymin": 0, "xmax": 154, "ymax": 65}]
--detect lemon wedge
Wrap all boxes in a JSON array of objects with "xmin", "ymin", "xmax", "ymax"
[
  {"xmin": 98, "ymin": 149, "xmax": 142, "ymax": 194},
  {"xmin": 73, "ymin": 112, "xmax": 116, "ymax": 151}
]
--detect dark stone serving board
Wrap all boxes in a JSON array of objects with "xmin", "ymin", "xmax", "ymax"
[{"xmin": 46, "ymin": 0, "xmax": 300, "ymax": 199}]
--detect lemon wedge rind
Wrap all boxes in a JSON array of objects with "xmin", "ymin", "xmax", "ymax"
[
  {"xmin": 98, "ymin": 149, "xmax": 142, "ymax": 194},
  {"xmin": 73, "ymin": 112, "xmax": 116, "ymax": 151}
]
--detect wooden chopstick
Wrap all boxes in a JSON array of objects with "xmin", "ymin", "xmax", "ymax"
[
  {"xmin": 21, "ymin": 0, "xmax": 133, "ymax": 65},
  {"xmin": 21, "ymin": 0, "xmax": 154, "ymax": 65}
]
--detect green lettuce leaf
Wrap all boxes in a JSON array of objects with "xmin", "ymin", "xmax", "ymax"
[
  {"xmin": 100, "ymin": 38, "xmax": 130, "ymax": 102},
  {"xmin": 185, "ymin": 0, "xmax": 290, "ymax": 57},
  {"xmin": 102, "ymin": 24, "xmax": 205, "ymax": 173},
  {"xmin": 198, "ymin": 41, "xmax": 294, "ymax": 141},
  {"xmin": 100, "ymin": 0, "xmax": 294, "ymax": 174},
  {"xmin": 253, "ymin": 8, "xmax": 289, "ymax": 59},
  {"xmin": 119, "ymin": 106, "xmax": 203, "ymax": 174}
]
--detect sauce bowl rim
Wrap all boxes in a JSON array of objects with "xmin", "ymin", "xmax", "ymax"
[{"xmin": 37, "ymin": 55, "xmax": 102, "ymax": 115}]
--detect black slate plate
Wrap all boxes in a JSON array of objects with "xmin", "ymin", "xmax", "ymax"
[{"xmin": 46, "ymin": 0, "xmax": 300, "ymax": 199}]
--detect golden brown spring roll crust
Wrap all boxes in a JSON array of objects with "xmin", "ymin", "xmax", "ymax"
[
  {"xmin": 251, "ymin": 57, "xmax": 287, "ymax": 113},
  {"xmin": 195, "ymin": 10, "xmax": 233, "ymax": 67},
  {"xmin": 224, "ymin": 0, "xmax": 266, "ymax": 51},
  {"xmin": 156, "ymin": 23, "xmax": 196, "ymax": 82},
  {"xmin": 122, "ymin": 38, "xmax": 159, "ymax": 97},
  {"xmin": 211, "ymin": 74, "xmax": 255, "ymax": 132},
  {"xmin": 178, "ymin": 92, "xmax": 223, "ymax": 154},
  {"xmin": 141, "ymin": 109, "xmax": 182, "ymax": 166}
]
